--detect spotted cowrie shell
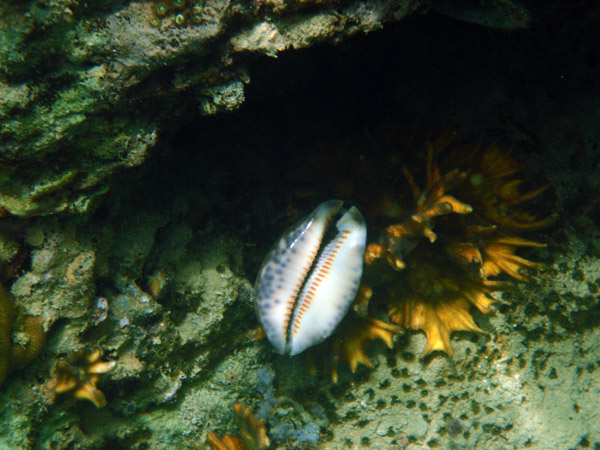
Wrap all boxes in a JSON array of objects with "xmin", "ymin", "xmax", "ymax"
[{"xmin": 255, "ymin": 200, "xmax": 367, "ymax": 355}]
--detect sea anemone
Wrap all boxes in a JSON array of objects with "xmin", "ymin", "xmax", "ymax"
[
  {"xmin": 306, "ymin": 315, "xmax": 403, "ymax": 383},
  {"xmin": 292, "ymin": 124, "xmax": 554, "ymax": 373},
  {"xmin": 201, "ymin": 403, "xmax": 270, "ymax": 450},
  {"xmin": 53, "ymin": 348, "xmax": 116, "ymax": 408}
]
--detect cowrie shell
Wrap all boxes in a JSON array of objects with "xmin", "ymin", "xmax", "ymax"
[{"xmin": 255, "ymin": 200, "xmax": 367, "ymax": 355}]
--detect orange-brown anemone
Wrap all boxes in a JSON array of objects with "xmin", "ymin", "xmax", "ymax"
[
  {"xmin": 53, "ymin": 348, "xmax": 116, "ymax": 408},
  {"xmin": 361, "ymin": 132, "xmax": 553, "ymax": 356},
  {"xmin": 291, "ymin": 125, "xmax": 554, "ymax": 368},
  {"xmin": 306, "ymin": 315, "xmax": 403, "ymax": 383},
  {"xmin": 450, "ymin": 140, "xmax": 558, "ymax": 230},
  {"xmin": 382, "ymin": 254, "xmax": 499, "ymax": 356},
  {"xmin": 202, "ymin": 403, "xmax": 270, "ymax": 450}
]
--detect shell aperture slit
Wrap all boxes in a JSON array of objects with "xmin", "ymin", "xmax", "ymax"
[{"xmin": 254, "ymin": 200, "xmax": 367, "ymax": 355}]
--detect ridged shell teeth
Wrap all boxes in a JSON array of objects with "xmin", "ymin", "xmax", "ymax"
[{"xmin": 255, "ymin": 200, "xmax": 367, "ymax": 355}]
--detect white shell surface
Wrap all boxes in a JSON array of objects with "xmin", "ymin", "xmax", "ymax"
[
  {"xmin": 288, "ymin": 206, "xmax": 366, "ymax": 355},
  {"xmin": 254, "ymin": 200, "xmax": 367, "ymax": 355}
]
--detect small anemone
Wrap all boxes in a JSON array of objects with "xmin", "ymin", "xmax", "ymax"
[
  {"xmin": 306, "ymin": 315, "xmax": 403, "ymax": 383},
  {"xmin": 384, "ymin": 255, "xmax": 498, "ymax": 356},
  {"xmin": 53, "ymin": 348, "xmax": 116, "ymax": 408},
  {"xmin": 202, "ymin": 403, "xmax": 270, "ymax": 450},
  {"xmin": 364, "ymin": 134, "xmax": 554, "ymax": 356}
]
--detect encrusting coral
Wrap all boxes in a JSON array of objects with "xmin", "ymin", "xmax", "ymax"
[
  {"xmin": 200, "ymin": 403, "xmax": 271, "ymax": 450},
  {"xmin": 288, "ymin": 125, "xmax": 555, "ymax": 374},
  {"xmin": 0, "ymin": 282, "xmax": 45, "ymax": 387},
  {"xmin": 53, "ymin": 348, "xmax": 116, "ymax": 408}
]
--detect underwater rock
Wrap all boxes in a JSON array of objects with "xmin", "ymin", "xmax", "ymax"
[
  {"xmin": 0, "ymin": 0, "xmax": 534, "ymax": 218},
  {"xmin": 0, "ymin": 0, "xmax": 428, "ymax": 218},
  {"xmin": 10, "ymin": 222, "xmax": 96, "ymax": 327}
]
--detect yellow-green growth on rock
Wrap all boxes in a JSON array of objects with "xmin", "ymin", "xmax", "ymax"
[
  {"xmin": 10, "ymin": 316, "xmax": 45, "ymax": 372},
  {"xmin": 0, "ymin": 283, "xmax": 45, "ymax": 386},
  {"xmin": 0, "ymin": 283, "xmax": 15, "ymax": 385}
]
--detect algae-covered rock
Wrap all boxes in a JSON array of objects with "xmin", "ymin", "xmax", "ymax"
[
  {"xmin": 0, "ymin": 0, "xmax": 424, "ymax": 218},
  {"xmin": 0, "ymin": 197, "xmax": 261, "ymax": 448},
  {"xmin": 10, "ymin": 221, "xmax": 96, "ymax": 325}
]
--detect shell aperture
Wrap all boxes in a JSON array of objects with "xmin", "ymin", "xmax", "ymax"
[{"xmin": 255, "ymin": 200, "xmax": 367, "ymax": 355}]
